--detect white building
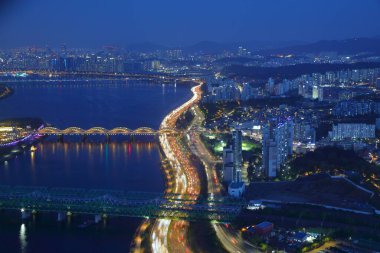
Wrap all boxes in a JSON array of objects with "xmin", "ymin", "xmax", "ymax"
[
  {"xmin": 228, "ymin": 182, "xmax": 245, "ymax": 198},
  {"xmin": 329, "ymin": 123, "xmax": 376, "ymax": 140}
]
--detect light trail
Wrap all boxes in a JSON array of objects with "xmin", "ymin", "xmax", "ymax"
[
  {"xmin": 130, "ymin": 82, "xmax": 203, "ymax": 253},
  {"xmin": 151, "ymin": 84, "xmax": 203, "ymax": 253}
]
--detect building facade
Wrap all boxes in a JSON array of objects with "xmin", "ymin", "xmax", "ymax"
[
  {"xmin": 262, "ymin": 118, "xmax": 294, "ymax": 178},
  {"xmin": 329, "ymin": 123, "xmax": 376, "ymax": 140},
  {"xmin": 232, "ymin": 130, "xmax": 243, "ymax": 182}
]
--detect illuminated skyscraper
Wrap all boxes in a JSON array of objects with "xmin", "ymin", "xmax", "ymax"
[
  {"xmin": 262, "ymin": 118, "xmax": 294, "ymax": 178},
  {"xmin": 232, "ymin": 130, "xmax": 242, "ymax": 182}
]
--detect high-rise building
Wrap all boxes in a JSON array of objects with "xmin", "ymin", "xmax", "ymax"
[
  {"xmin": 266, "ymin": 78, "xmax": 275, "ymax": 95},
  {"xmin": 232, "ymin": 130, "xmax": 243, "ymax": 182},
  {"xmin": 294, "ymin": 121, "xmax": 316, "ymax": 144},
  {"xmin": 227, "ymin": 130, "xmax": 246, "ymax": 198},
  {"xmin": 151, "ymin": 60, "xmax": 161, "ymax": 70},
  {"xmin": 241, "ymin": 83, "xmax": 259, "ymax": 101},
  {"xmin": 60, "ymin": 44, "xmax": 67, "ymax": 56},
  {"xmin": 312, "ymin": 85, "xmax": 319, "ymax": 99},
  {"xmin": 223, "ymin": 131, "xmax": 243, "ymax": 183},
  {"xmin": 262, "ymin": 137, "xmax": 278, "ymax": 178},
  {"xmin": 262, "ymin": 118, "xmax": 294, "ymax": 178},
  {"xmin": 222, "ymin": 146, "xmax": 234, "ymax": 183}
]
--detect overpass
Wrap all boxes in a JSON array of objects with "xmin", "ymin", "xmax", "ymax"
[{"xmin": 0, "ymin": 185, "xmax": 244, "ymax": 222}]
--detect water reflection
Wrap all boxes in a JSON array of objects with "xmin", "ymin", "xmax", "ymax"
[
  {"xmin": 0, "ymin": 141, "xmax": 164, "ymax": 192},
  {"xmin": 19, "ymin": 224, "xmax": 27, "ymax": 253},
  {"xmin": 0, "ymin": 81, "xmax": 189, "ymax": 130},
  {"xmin": 30, "ymin": 150, "xmax": 35, "ymax": 169}
]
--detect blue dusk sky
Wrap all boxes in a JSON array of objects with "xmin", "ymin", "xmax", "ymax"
[{"xmin": 0, "ymin": 0, "xmax": 379, "ymax": 48}]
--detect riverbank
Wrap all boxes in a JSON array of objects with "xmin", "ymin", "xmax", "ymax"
[{"xmin": 0, "ymin": 118, "xmax": 44, "ymax": 163}]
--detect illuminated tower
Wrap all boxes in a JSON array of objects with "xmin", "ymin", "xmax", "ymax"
[{"xmin": 232, "ymin": 130, "xmax": 242, "ymax": 182}]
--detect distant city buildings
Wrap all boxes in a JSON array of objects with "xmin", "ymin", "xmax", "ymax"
[
  {"xmin": 203, "ymin": 67, "xmax": 379, "ymax": 104},
  {"xmin": 241, "ymin": 83, "xmax": 260, "ymax": 101},
  {"xmin": 293, "ymin": 120, "xmax": 316, "ymax": 144},
  {"xmin": 266, "ymin": 78, "xmax": 297, "ymax": 96},
  {"xmin": 298, "ymin": 69, "xmax": 380, "ymax": 101},
  {"xmin": 0, "ymin": 47, "xmax": 213, "ymax": 76},
  {"xmin": 204, "ymin": 77, "xmax": 241, "ymax": 102},
  {"xmin": 237, "ymin": 46, "xmax": 250, "ymax": 57},
  {"xmin": 333, "ymin": 100, "xmax": 380, "ymax": 117}
]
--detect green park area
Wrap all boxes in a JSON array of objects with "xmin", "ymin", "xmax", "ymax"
[{"xmin": 203, "ymin": 133, "xmax": 258, "ymax": 153}]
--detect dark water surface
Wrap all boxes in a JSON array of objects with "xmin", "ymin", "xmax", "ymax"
[{"xmin": 0, "ymin": 80, "xmax": 191, "ymax": 253}]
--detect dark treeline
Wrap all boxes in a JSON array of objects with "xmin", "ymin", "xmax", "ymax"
[{"xmin": 290, "ymin": 147, "xmax": 376, "ymax": 176}]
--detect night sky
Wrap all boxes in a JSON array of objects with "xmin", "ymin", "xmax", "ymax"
[{"xmin": 0, "ymin": 0, "xmax": 379, "ymax": 48}]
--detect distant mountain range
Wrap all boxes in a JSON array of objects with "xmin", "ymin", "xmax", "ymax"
[
  {"xmin": 125, "ymin": 37, "xmax": 380, "ymax": 55},
  {"xmin": 125, "ymin": 42, "xmax": 167, "ymax": 52},
  {"xmin": 263, "ymin": 37, "xmax": 380, "ymax": 55},
  {"xmin": 183, "ymin": 40, "xmax": 306, "ymax": 54},
  {"xmin": 125, "ymin": 40, "xmax": 306, "ymax": 54}
]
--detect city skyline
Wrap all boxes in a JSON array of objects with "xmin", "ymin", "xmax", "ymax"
[{"xmin": 1, "ymin": 1, "xmax": 380, "ymax": 252}]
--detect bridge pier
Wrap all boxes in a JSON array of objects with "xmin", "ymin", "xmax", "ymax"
[
  {"xmin": 106, "ymin": 134, "xmax": 110, "ymax": 143},
  {"xmin": 57, "ymin": 135, "xmax": 64, "ymax": 143},
  {"xmin": 20, "ymin": 209, "xmax": 31, "ymax": 220},
  {"xmin": 81, "ymin": 134, "xmax": 87, "ymax": 143},
  {"xmin": 94, "ymin": 214, "xmax": 102, "ymax": 224},
  {"xmin": 57, "ymin": 212, "xmax": 67, "ymax": 222},
  {"xmin": 66, "ymin": 211, "xmax": 72, "ymax": 224}
]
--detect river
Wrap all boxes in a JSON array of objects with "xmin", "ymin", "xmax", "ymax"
[{"xmin": 0, "ymin": 80, "xmax": 192, "ymax": 253}]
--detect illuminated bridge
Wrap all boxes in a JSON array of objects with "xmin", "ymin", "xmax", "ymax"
[
  {"xmin": 38, "ymin": 127, "xmax": 178, "ymax": 136},
  {"xmin": 0, "ymin": 186, "xmax": 244, "ymax": 222}
]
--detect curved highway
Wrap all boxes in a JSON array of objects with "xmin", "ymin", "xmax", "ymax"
[{"xmin": 131, "ymin": 83, "xmax": 203, "ymax": 253}]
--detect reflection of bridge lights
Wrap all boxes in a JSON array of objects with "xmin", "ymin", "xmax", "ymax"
[
  {"xmin": 19, "ymin": 224, "xmax": 27, "ymax": 253},
  {"xmin": 30, "ymin": 151, "xmax": 35, "ymax": 171},
  {"xmin": 75, "ymin": 143, "xmax": 80, "ymax": 156}
]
